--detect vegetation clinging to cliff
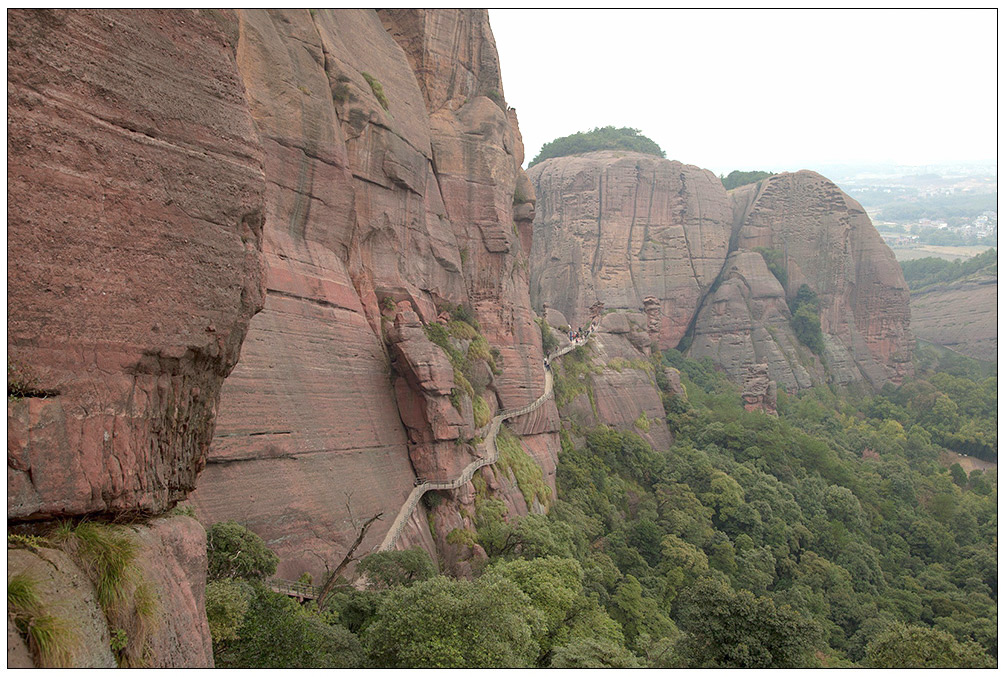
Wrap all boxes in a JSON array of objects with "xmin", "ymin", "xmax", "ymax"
[
  {"xmin": 788, "ymin": 284, "xmax": 826, "ymax": 357},
  {"xmin": 529, "ymin": 126, "xmax": 665, "ymax": 167},
  {"xmin": 7, "ymin": 573, "xmax": 77, "ymax": 667}
]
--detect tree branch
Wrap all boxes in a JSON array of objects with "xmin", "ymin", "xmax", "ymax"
[{"xmin": 316, "ymin": 512, "xmax": 383, "ymax": 609}]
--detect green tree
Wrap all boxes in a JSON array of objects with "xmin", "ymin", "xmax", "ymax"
[
  {"xmin": 864, "ymin": 622, "xmax": 994, "ymax": 668},
  {"xmin": 362, "ymin": 575, "xmax": 544, "ymax": 668},
  {"xmin": 529, "ymin": 126, "xmax": 665, "ymax": 166},
  {"xmin": 355, "ymin": 548, "xmax": 435, "ymax": 589},
  {"xmin": 214, "ymin": 585, "xmax": 364, "ymax": 668},
  {"xmin": 676, "ymin": 576, "xmax": 821, "ymax": 668},
  {"xmin": 205, "ymin": 578, "xmax": 253, "ymax": 643},
  {"xmin": 207, "ymin": 522, "xmax": 279, "ymax": 582},
  {"xmin": 550, "ymin": 638, "xmax": 642, "ymax": 668},
  {"xmin": 722, "ymin": 170, "xmax": 774, "ymax": 191}
]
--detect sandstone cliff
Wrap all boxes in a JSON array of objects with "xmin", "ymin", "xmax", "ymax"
[
  {"xmin": 543, "ymin": 310, "xmax": 672, "ymax": 453},
  {"xmin": 529, "ymin": 159, "xmax": 914, "ymax": 393},
  {"xmin": 529, "ymin": 151, "xmax": 734, "ymax": 350},
  {"xmin": 182, "ymin": 9, "xmax": 556, "ymax": 579},
  {"xmin": 7, "ymin": 8, "xmax": 555, "ymax": 659},
  {"xmin": 7, "ymin": 11, "xmax": 265, "ymax": 666},
  {"xmin": 688, "ymin": 250, "xmax": 820, "ymax": 392},
  {"xmin": 727, "ymin": 171, "xmax": 914, "ymax": 388},
  {"xmin": 7, "ymin": 8, "xmax": 266, "ymax": 522},
  {"xmin": 909, "ymin": 273, "xmax": 996, "ymax": 362}
]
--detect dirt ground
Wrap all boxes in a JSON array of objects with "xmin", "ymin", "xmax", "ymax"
[{"xmin": 940, "ymin": 450, "xmax": 997, "ymax": 477}]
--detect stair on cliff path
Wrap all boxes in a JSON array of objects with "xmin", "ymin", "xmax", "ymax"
[{"xmin": 376, "ymin": 328, "xmax": 594, "ymax": 552}]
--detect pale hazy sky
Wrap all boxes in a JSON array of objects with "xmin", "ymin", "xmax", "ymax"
[{"xmin": 489, "ymin": 9, "xmax": 997, "ymax": 175}]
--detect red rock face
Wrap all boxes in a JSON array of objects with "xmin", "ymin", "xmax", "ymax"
[
  {"xmin": 185, "ymin": 9, "xmax": 556, "ymax": 578},
  {"xmin": 732, "ymin": 171, "xmax": 914, "ymax": 387},
  {"xmin": 529, "ymin": 152, "xmax": 734, "ymax": 349},
  {"xmin": 6, "ymin": 516, "xmax": 214, "ymax": 668},
  {"xmin": 542, "ymin": 312, "xmax": 672, "ymax": 453},
  {"xmin": 530, "ymin": 160, "xmax": 913, "ymax": 394},
  {"xmin": 7, "ymin": 9, "xmax": 266, "ymax": 520},
  {"xmin": 689, "ymin": 250, "xmax": 821, "ymax": 392}
]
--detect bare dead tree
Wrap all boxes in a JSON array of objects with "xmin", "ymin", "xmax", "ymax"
[{"xmin": 315, "ymin": 502, "xmax": 383, "ymax": 610}]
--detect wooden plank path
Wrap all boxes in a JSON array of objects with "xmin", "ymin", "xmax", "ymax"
[
  {"xmin": 267, "ymin": 329, "xmax": 593, "ymax": 597},
  {"xmin": 376, "ymin": 331, "xmax": 591, "ymax": 552},
  {"xmin": 269, "ymin": 578, "xmax": 319, "ymax": 600}
]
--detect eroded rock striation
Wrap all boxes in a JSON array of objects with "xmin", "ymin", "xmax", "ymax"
[
  {"xmin": 529, "ymin": 151, "xmax": 734, "ymax": 350},
  {"xmin": 530, "ymin": 160, "xmax": 913, "ymax": 394},
  {"xmin": 7, "ymin": 9, "xmax": 266, "ymax": 520},
  {"xmin": 8, "ymin": 6, "xmax": 555, "ymax": 631},
  {"xmin": 184, "ymin": 9, "xmax": 557, "ymax": 579},
  {"xmin": 688, "ymin": 250, "xmax": 819, "ymax": 392},
  {"xmin": 727, "ymin": 171, "xmax": 914, "ymax": 388}
]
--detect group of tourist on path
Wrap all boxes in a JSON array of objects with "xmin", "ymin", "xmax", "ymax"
[{"xmin": 545, "ymin": 319, "xmax": 598, "ymax": 370}]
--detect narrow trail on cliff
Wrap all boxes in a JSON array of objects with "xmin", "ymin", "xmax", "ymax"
[{"xmin": 376, "ymin": 328, "xmax": 595, "ymax": 552}]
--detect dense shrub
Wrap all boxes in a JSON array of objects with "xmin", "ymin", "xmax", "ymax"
[
  {"xmin": 529, "ymin": 126, "xmax": 664, "ymax": 166},
  {"xmin": 207, "ymin": 522, "xmax": 279, "ymax": 582},
  {"xmin": 214, "ymin": 585, "xmax": 365, "ymax": 668},
  {"xmin": 721, "ymin": 170, "xmax": 773, "ymax": 191}
]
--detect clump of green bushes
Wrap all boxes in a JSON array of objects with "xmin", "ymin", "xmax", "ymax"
[
  {"xmin": 529, "ymin": 127, "xmax": 664, "ymax": 166},
  {"xmin": 788, "ymin": 284, "xmax": 825, "ymax": 356},
  {"xmin": 361, "ymin": 72, "xmax": 389, "ymax": 110}
]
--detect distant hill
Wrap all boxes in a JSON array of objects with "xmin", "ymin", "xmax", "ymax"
[
  {"xmin": 900, "ymin": 248, "xmax": 996, "ymax": 291},
  {"xmin": 905, "ymin": 249, "xmax": 997, "ymax": 361}
]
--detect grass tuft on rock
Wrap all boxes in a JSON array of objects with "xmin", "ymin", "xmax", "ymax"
[{"xmin": 8, "ymin": 573, "xmax": 77, "ymax": 667}]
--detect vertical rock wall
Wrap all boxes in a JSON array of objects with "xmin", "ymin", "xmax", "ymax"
[
  {"xmin": 7, "ymin": 8, "xmax": 266, "ymax": 520},
  {"xmin": 186, "ymin": 9, "xmax": 556, "ymax": 579},
  {"xmin": 529, "ymin": 151, "xmax": 734, "ymax": 349},
  {"xmin": 529, "ymin": 159, "xmax": 914, "ymax": 394},
  {"xmin": 730, "ymin": 171, "xmax": 914, "ymax": 387}
]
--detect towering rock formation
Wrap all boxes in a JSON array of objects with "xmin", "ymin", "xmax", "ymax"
[
  {"xmin": 184, "ymin": 9, "xmax": 556, "ymax": 579},
  {"xmin": 530, "ymin": 160, "xmax": 914, "ymax": 394},
  {"xmin": 529, "ymin": 151, "xmax": 734, "ymax": 349},
  {"xmin": 7, "ymin": 8, "xmax": 266, "ymax": 522},
  {"xmin": 8, "ymin": 9, "xmax": 554, "ymax": 662},
  {"xmin": 724, "ymin": 171, "xmax": 914, "ymax": 388},
  {"xmin": 7, "ymin": 10, "xmax": 263, "ymax": 663}
]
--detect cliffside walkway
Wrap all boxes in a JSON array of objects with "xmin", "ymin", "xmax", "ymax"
[
  {"xmin": 269, "ymin": 578, "xmax": 319, "ymax": 601},
  {"xmin": 376, "ymin": 329, "xmax": 592, "ymax": 552}
]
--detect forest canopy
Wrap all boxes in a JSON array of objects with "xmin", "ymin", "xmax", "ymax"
[{"xmin": 205, "ymin": 344, "xmax": 997, "ymax": 669}]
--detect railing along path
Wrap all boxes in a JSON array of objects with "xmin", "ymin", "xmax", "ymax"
[
  {"xmin": 269, "ymin": 578, "xmax": 319, "ymax": 600},
  {"xmin": 376, "ymin": 329, "xmax": 593, "ymax": 551}
]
